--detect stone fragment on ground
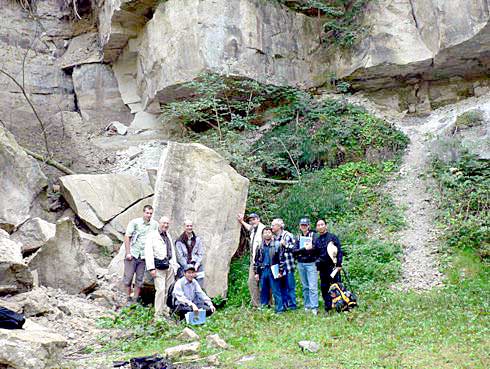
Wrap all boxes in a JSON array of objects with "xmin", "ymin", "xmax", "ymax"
[
  {"xmin": 29, "ymin": 218, "xmax": 101, "ymax": 294},
  {"xmin": 179, "ymin": 327, "xmax": 200, "ymax": 341},
  {"xmin": 206, "ymin": 334, "xmax": 229, "ymax": 349},
  {"xmin": 9, "ymin": 287, "xmax": 54, "ymax": 318},
  {"xmin": 0, "ymin": 126, "xmax": 47, "ymax": 232},
  {"xmin": 0, "ymin": 231, "xmax": 33, "ymax": 295},
  {"xmin": 0, "ymin": 319, "xmax": 67, "ymax": 369},
  {"xmin": 10, "ymin": 218, "xmax": 56, "ymax": 254},
  {"xmin": 298, "ymin": 340, "xmax": 320, "ymax": 353},
  {"xmin": 164, "ymin": 341, "xmax": 200, "ymax": 359}
]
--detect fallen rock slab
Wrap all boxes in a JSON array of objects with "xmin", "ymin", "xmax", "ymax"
[
  {"xmin": 0, "ymin": 232, "xmax": 33, "ymax": 295},
  {"xmin": 10, "ymin": 218, "xmax": 55, "ymax": 254},
  {"xmin": 59, "ymin": 173, "xmax": 153, "ymax": 231},
  {"xmin": 152, "ymin": 142, "xmax": 248, "ymax": 298},
  {"xmin": 0, "ymin": 126, "xmax": 47, "ymax": 232},
  {"xmin": 10, "ymin": 287, "xmax": 53, "ymax": 318},
  {"xmin": 164, "ymin": 341, "xmax": 200, "ymax": 359},
  {"xmin": 0, "ymin": 320, "xmax": 67, "ymax": 369},
  {"xmin": 29, "ymin": 218, "xmax": 101, "ymax": 295}
]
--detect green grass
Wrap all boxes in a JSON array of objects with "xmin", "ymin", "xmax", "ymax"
[{"xmin": 96, "ymin": 259, "xmax": 489, "ymax": 368}]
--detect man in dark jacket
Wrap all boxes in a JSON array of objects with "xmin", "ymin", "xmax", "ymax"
[
  {"xmin": 254, "ymin": 227, "xmax": 285, "ymax": 313},
  {"xmin": 292, "ymin": 218, "xmax": 318, "ymax": 315},
  {"xmin": 314, "ymin": 219, "xmax": 342, "ymax": 312}
]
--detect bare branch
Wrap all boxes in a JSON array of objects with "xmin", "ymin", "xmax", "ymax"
[
  {"xmin": 0, "ymin": 68, "xmax": 51, "ymax": 156},
  {"xmin": 252, "ymin": 177, "xmax": 299, "ymax": 185},
  {"xmin": 23, "ymin": 147, "xmax": 76, "ymax": 175}
]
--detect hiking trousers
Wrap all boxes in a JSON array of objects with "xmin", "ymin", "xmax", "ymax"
[
  {"xmin": 153, "ymin": 269, "xmax": 175, "ymax": 317},
  {"xmin": 248, "ymin": 257, "xmax": 260, "ymax": 307}
]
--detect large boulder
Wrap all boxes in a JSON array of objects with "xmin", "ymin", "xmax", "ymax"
[
  {"xmin": 0, "ymin": 320, "xmax": 66, "ymax": 369},
  {"xmin": 152, "ymin": 142, "xmax": 249, "ymax": 297},
  {"xmin": 59, "ymin": 174, "xmax": 153, "ymax": 231},
  {"xmin": 29, "ymin": 218, "xmax": 101, "ymax": 295},
  {"xmin": 0, "ymin": 231, "xmax": 33, "ymax": 295},
  {"xmin": 333, "ymin": 0, "xmax": 490, "ymax": 91},
  {"xmin": 10, "ymin": 218, "xmax": 55, "ymax": 254},
  {"xmin": 0, "ymin": 126, "xmax": 47, "ymax": 232}
]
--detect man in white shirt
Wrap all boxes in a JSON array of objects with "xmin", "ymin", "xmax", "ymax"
[
  {"xmin": 237, "ymin": 213, "xmax": 265, "ymax": 307},
  {"xmin": 172, "ymin": 265, "xmax": 216, "ymax": 320},
  {"xmin": 145, "ymin": 216, "xmax": 179, "ymax": 318}
]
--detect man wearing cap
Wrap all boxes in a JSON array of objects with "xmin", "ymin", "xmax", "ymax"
[
  {"xmin": 172, "ymin": 264, "xmax": 216, "ymax": 320},
  {"xmin": 314, "ymin": 219, "xmax": 343, "ymax": 313},
  {"xmin": 237, "ymin": 212, "xmax": 265, "ymax": 307},
  {"xmin": 271, "ymin": 218, "xmax": 297, "ymax": 310},
  {"xmin": 292, "ymin": 218, "xmax": 319, "ymax": 314}
]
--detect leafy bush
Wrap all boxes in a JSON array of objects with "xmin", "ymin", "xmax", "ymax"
[
  {"xmin": 430, "ymin": 147, "xmax": 489, "ymax": 259},
  {"xmin": 454, "ymin": 109, "xmax": 485, "ymax": 131},
  {"xmin": 277, "ymin": 0, "xmax": 372, "ymax": 48}
]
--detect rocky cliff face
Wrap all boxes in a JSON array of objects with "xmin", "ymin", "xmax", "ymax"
[{"xmin": 331, "ymin": 0, "xmax": 490, "ymax": 112}]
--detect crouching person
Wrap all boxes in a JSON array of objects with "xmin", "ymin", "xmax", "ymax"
[
  {"xmin": 254, "ymin": 227, "xmax": 285, "ymax": 313},
  {"xmin": 145, "ymin": 216, "xmax": 179, "ymax": 318},
  {"xmin": 172, "ymin": 265, "xmax": 216, "ymax": 320}
]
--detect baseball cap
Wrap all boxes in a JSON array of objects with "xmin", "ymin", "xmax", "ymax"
[
  {"xmin": 248, "ymin": 213, "xmax": 259, "ymax": 219},
  {"xmin": 299, "ymin": 218, "xmax": 310, "ymax": 225},
  {"xmin": 184, "ymin": 264, "xmax": 196, "ymax": 272}
]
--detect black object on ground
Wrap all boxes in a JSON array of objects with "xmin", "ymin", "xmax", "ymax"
[{"xmin": 0, "ymin": 306, "xmax": 25, "ymax": 329}]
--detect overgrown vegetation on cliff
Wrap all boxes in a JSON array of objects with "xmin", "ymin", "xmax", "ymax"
[{"xmin": 277, "ymin": 0, "xmax": 372, "ymax": 48}]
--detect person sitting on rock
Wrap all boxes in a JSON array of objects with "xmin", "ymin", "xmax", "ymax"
[
  {"xmin": 175, "ymin": 220, "xmax": 205, "ymax": 286},
  {"xmin": 172, "ymin": 264, "xmax": 216, "ymax": 320},
  {"xmin": 254, "ymin": 227, "xmax": 286, "ymax": 313},
  {"xmin": 145, "ymin": 216, "xmax": 179, "ymax": 318},
  {"xmin": 123, "ymin": 204, "xmax": 158, "ymax": 305}
]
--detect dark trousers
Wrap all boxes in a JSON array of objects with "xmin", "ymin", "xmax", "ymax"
[
  {"xmin": 319, "ymin": 267, "xmax": 341, "ymax": 311},
  {"xmin": 174, "ymin": 302, "xmax": 213, "ymax": 320},
  {"xmin": 259, "ymin": 268, "xmax": 285, "ymax": 313}
]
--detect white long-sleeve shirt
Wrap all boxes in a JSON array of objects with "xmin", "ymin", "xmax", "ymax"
[{"xmin": 144, "ymin": 230, "xmax": 179, "ymax": 273}]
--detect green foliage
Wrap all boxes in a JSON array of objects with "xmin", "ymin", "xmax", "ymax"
[
  {"xmin": 163, "ymin": 73, "xmax": 286, "ymax": 134},
  {"xmin": 278, "ymin": 0, "xmax": 372, "ymax": 48},
  {"xmin": 226, "ymin": 254, "xmax": 252, "ymax": 307},
  {"xmin": 430, "ymin": 150, "xmax": 489, "ymax": 259},
  {"xmin": 454, "ymin": 109, "xmax": 485, "ymax": 130}
]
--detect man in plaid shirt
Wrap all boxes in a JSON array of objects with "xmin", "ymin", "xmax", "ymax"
[{"xmin": 271, "ymin": 218, "xmax": 297, "ymax": 310}]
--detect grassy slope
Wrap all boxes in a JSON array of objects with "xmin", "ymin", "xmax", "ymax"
[{"xmin": 94, "ymin": 93, "xmax": 489, "ymax": 368}]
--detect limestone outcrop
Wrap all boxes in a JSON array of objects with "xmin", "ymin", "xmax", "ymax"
[
  {"xmin": 72, "ymin": 63, "xmax": 132, "ymax": 123},
  {"xmin": 11, "ymin": 218, "xmax": 56, "ymax": 254},
  {"xmin": 0, "ymin": 231, "xmax": 33, "ymax": 295},
  {"xmin": 29, "ymin": 218, "xmax": 101, "ymax": 295},
  {"xmin": 0, "ymin": 320, "xmax": 67, "ymax": 369},
  {"xmin": 331, "ymin": 0, "xmax": 490, "ymax": 111},
  {"xmin": 0, "ymin": 126, "xmax": 47, "ymax": 232},
  {"xmin": 59, "ymin": 173, "xmax": 153, "ymax": 231},
  {"xmin": 152, "ymin": 142, "xmax": 249, "ymax": 297}
]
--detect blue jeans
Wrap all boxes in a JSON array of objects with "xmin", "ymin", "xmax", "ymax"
[
  {"xmin": 280, "ymin": 270, "xmax": 297, "ymax": 309},
  {"xmin": 259, "ymin": 268, "xmax": 284, "ymax": 313},
  {"xmin": 297, "ymin": 262, "xmax": 319, "ymax": 310}
]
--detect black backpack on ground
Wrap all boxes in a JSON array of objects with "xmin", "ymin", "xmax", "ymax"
[
  {"xmin": 0, "ymin": 306, "xmax": 25, "ymax": 329},
  {"xmin": 166, "ymin": 281, "xmax": 176, "ymax": 312}
]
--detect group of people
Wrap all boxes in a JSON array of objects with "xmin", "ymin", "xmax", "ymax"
[
  {"xmin": 238, "ymin": 213, "xmax": 342, "ymax": 314},
  {"xmin": 122, "ymin": 205, "xmax": 215, "ymax": 320},
  {"xmin": 122, "ymin": 204, "xmax": 343, "ymax": 320}
]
